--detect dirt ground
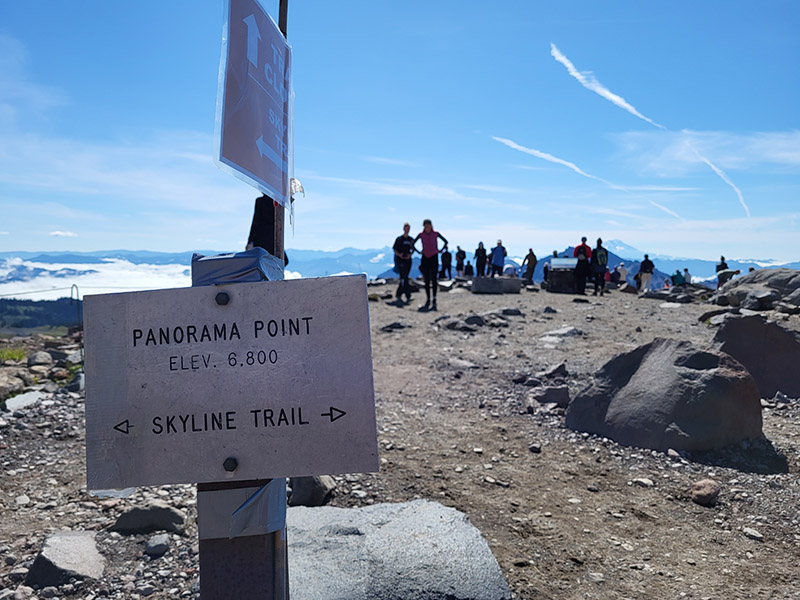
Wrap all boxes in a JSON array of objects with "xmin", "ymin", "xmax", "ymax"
[{"xmin": 2, "ymin": 281, "xmax": 800, "ymax": 599}]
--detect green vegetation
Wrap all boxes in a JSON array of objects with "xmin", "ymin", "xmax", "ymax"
[
  {"xmin": 0, "ymin": 347, "xmax": 26, "ymax": 362},
  {"xmin": 0, "ymin": 298, "xmax": 81, "ymax": 331}
]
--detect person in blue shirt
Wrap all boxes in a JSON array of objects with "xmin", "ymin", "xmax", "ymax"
[{"xmin": 489, "ymin": 240, "xmax": 507, "ymax": 278}]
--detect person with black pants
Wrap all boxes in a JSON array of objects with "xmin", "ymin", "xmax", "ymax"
[
  {"xmin": 413, "ymin": 219, "xmax": 448, "ymax": 311},
  {"xmin": 474, "ymin": 242, "xmax": 487, "ymax": 277},
  {"xmin": 392, "ymin": 222, "xmax": 414, "ymax": 303},
  {"xmin": 572, "ymin": 236, "xmax": 592, "ymax": 295}
]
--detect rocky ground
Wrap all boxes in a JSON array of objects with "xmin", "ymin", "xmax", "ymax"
[{"xmin": 2, "ymin": 281, "xmax": 800, "ymax": 599}]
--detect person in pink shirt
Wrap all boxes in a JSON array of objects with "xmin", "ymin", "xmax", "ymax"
[{"xmin": 413, "ymin": 219, "xmax": 448, "ymax": 311}]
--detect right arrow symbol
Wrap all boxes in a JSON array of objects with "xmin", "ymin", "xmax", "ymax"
[
  {"xmin": 321, "ymin": 407, "xmax": 346, "ymax": 423},
  {"xmin": 113, "ymin": 419, "xmax": 132, "ymax": 435}
]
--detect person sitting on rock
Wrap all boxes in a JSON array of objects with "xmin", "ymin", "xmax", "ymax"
[{"xmin": 464, "ymin": 261, "xmax": 474, "ymax": 277}]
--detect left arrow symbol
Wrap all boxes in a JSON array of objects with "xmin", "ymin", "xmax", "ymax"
[{"xmin": 113, "ymin": 420, "xmax": 132, "ymax": 435}]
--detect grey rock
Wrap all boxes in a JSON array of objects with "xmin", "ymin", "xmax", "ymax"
[
  {"xmin": 5, "ymin": 391, "xmax": 44, "ymax": 412},
  {"xmin": 715, "ymin": 268, "xmax": 800, "ymax": 307},
  {"xmin": 110, "ymin": 500, "xmax": 186, "ymax": 535},
  {"xmin": 380, "ymin": 322, "xmax": 408, "ymax": 333},
  {"xmin": 500, "ymin": 307, "xmax": 524, "ymax": 316},
  {"xmin": 289, "ymin": 475, "xmax": 337, "ymax": 507},
  {"xmin": 566, "ymin": 338, "xmax": 762, "ymax": 452},
  {"xmin": 742, "ymin": 527, "xmax": 764, "ymax": 542},
  {"xmin": 442, "ymin": 319, "xmax": 476, "ymax": 333},
  {"xmin": 449, "ymin": 357, "xmax": 478, "ymax": 370},
  {"xmin": 543, "ymin": 326, "xmax": 582, "ymax": 337},
  {"xmin": 537, "ymin": 363, "xmax": 568, "ymax": 379},
  {"xmin": 65, "ymin": 372, "xmax": 85, "ymax": 393},
  {"xmin": 25, "ymin": 531, "xmax": 104, "ymax": 587},
  {"xmin": 144, "ymin": 534, "xmax": 170, "ymax": 558},
  {"xmin": 500, "ymin": 277, "xmax": 522, "ymax": 294},
  {"xmin": 529, "ymin": 386, "xmax": 570, "ymax": 408},
  {"xmin": 65, "ymin": 349, "xmax": 84, "ymax": 365},
  {"xmin": 27, "ymin": 351, "xmax": 53, "ymax": 367},
  {"xmin": 0, "ymin": 372, "xmax": 25, "ymax": 401},
  {"xmin": 470, "ymin": 277, "xmax": 504, "ymax": 294},
  {"xmin": 287, "ymin": 500, "xmax": 511, "ymax": 600},
  {"xmin": 543, "ymin": 306, "xmax": 558, "ymax": 314},
  {"xmin": 463, "ymin": 314, "xmax": 486, "ymax": 326},
  {"xmin": 0, "ymin": 590, "xmax": 13, "ymax": 600},
  {"xmin": 713, "ymin": 314, "xmax": 800, "ymax": 398},
  {"xmin": 12, "ymin": 586, "xmax": 34, "ymax": 600}
]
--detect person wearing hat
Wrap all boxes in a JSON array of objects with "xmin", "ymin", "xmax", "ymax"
[
  {"xmin": 572, "ymin": 236, "xmax": 592, "ymax": 295},
  {"xmin": 489, "ymin": 239, "xmax": 507, "ymax": 278}
]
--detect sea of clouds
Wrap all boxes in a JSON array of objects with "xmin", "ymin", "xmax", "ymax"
[{"xmin": 0, "ymin": 258, "xmax": 302, "ymax": 301}]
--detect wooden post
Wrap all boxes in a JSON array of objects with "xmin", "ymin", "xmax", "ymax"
[
  {"xmin": 273, "ymin": 0, "xmax": 288, "ymax": 263},
  {"xmin": 199, "ymin": 2, "xmax": 290, "ymax": 597}
]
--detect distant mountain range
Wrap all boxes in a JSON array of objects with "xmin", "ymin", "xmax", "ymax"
[{"xmin": 1, "ymin": 241, "xmax": 798, "ymax": 297}]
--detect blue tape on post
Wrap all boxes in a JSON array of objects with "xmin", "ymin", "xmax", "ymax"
[
  {"xmin": 229, "ymin": 479, "xmax": 287, "ymax": 538},
  {"xmin": 191, "ymin": 247, "xmax": 284, "ymax": 286}
]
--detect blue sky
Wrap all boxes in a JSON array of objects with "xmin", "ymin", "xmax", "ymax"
[{"xmin": 1, "ymin": 1, "xmax": 798, "ymax": 261}]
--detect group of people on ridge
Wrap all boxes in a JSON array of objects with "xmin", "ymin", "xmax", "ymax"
[
  {"xmin": 393, "ymin": 221, "xmax": 512, "ymax": 311},
  {"xmin": 394, "ymin": 223, "xmax": 712, "ymax": 309}
]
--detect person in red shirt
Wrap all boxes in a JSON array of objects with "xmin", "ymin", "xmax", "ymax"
[
  {"xmin": 572, "ymin": 236, "xmax": 592, "ymax": 295},
  {"xmin": 413, "ymin": 219, "xmax": 448, "ymax": 311}
]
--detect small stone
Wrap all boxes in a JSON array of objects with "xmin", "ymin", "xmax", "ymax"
[
  {"xmin": 631, "ymin": 478, "xmax": 654, "ymax": 488},
  {"xmin": 567, "ymin": 498, "xmax": 581, "ymax": 504},
  {"xmin": 512, "ymin": 558, "xmax": 530, "ymax": 567},
  {"xmin": 473, "ymin": 448, "xmax": 483, "ymax": 454},
  {"xmin": 587, "ymin": 572, "xmax": 605, "ymax": 583},
  {"xmin": 15, "ymin": 495, "xmax": 30, "ymax": 507},
  {"xmin": 144, "ymin": 534, "xmax": 170, "ymax": 558},
  {"xmin": 691, "ymin": 479, "xmax": 721, "ymax": 507},
  {"xmin": 742, "ymin": 527, "xmax": 764, "ymax": 542},
  {"xmin": 136, "ymin": 584, "xmax": 156, "ymax": 597},
  {"xmin": 528, "ymin": 443, "xmax": 542, "ymax": 454}
]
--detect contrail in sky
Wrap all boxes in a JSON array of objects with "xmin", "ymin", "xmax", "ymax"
[
  {"xmin": 550, "ymin": 42, "xmax": 750, "ymax": 217},
  {"xmin": 550, "ymin": 43, "xmax": 666, "ymax": 130},
  {"xmin": 493, "ymin": 136, "xmax": 683, "ymax": 220},
  {"xmin": 492, "ymin": 136, "xmax": 621, "ymax": 189},
  {"xmin": 649, "ymin": 200, "xmax": 684, "ymax": 220},
  {"xmin": 686, "ymin": 139, "xmax": 751, "ymax": 218}
]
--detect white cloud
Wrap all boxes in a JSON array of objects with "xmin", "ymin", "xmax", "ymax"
[
  {"xmin": 0, "ymin": 259, "xmax": 192, "ymax": 301},
  {"xmin": 550, "ymin": 43, "xmax": 665, "ymax": 130},
  {"xmin": 49, "ymin": 231, "xmax": 78, "ymax": 238}
]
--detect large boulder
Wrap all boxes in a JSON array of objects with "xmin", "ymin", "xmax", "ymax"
[
  {"xmin": 712, "ymin": 314, "xmax": 800, "ymax": 398},
  {"xmin": 714, "ymin": 268, "xmax": 800, "ymax": 309},
  {"xmin": 470, "ymin": 277, "xmax": 504, "ymax": 294},
  {"xmin": 566, "ymin": 338, "xmax": 762, "ymax": 451},
  {"xmin": 288, "ymin": 500, "xmax": 511, "ymax": 600}
]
